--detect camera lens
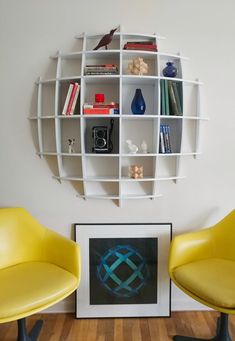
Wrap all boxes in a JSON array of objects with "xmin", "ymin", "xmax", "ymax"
[
  {"xmin": 95, "ymin": 138, "xmax": 106, "ymax": 148},
  {"xmin": 96, "ymin": 130, "xmax": 105, "ymax": 138}
]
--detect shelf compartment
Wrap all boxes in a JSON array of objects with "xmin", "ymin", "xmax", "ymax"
[
  {"xmin": 122, "ymin": 75, "xmax": 157, "ymax": 85},
  {"xmin": 85, "ymin": 181, "xmax": 119, "ymax": 197},
  {"xmin": 122, "ymin": 81, "xmax": 159, "ymax": 115},
  {"xmin": 156, "ymin": 157, "xmax": 180, "ymax": 179},
  {"xmin": 122, "ymin": 52, "xmax": 157, "ymax": 76},
  {"xmin": 181, "ymin": 120, "xmax": 197, "ymax": 154},
  {"xmin": 41, "ymin": 120, "xmax": 56, "ymax": 153},
  {"xmin": 60, "ymin": 55, "xmax": 82, "ymax": 78},
  {"xmin": 84, "ymin": 117, "xmax": 119, "ymax": 154},
  {"xmin": 60, "ymin": 118, "xmax": 81, "ymax": 154},
  {"xmin": 58, "ymin": 80, "xmax": 81, "ymax": 116},
  {"xmin": 160, "ymin": 117, "xmax": 183, "ymax": 154},
  {"xmin": 121, "ymin": 156, "xmax": 155, "ymax": 178},
  {"xmin": 182, "ymin": 83, "xmax": 199, "ymax": 117},
  {"xmin": 61, "ymin": 156, "xmax": 83, "ymax": 178},
  {"xmin": 83, "ymin": 79, "xmax": 119, "ymax": 104},
  {"xmin": 159, "ymin": 55, "xmax": 183, "ymax": 79},
  {"xmin": 84, "ymin": 51, "xmax": 120, "ymax": 76},
  {"xmin": 41, "ymin": 83, "xmax": 56, "ymax": 116},
  {"xmin": 85, "ymin": 156, "xmax": 119, "ymax": 178},
  {"xmin": 120, "ymin": 181, "xmax": 154, "ymax": 197},
  {"xmin": 121, "ymin": 118, "xmax": 156, "ymax": 154}
]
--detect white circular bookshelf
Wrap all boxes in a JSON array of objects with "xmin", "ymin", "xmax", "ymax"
[{"xmin": 30, "ymin": 30, "xmax": 207, "ymax": 206}]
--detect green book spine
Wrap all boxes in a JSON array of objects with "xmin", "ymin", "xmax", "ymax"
[
  {"xmin": 160, "ymin": 80, "xmax": 166, "ymax": 115},
  {"xmin": 168, "ymin": 80, "xmax": 179, "ymax": 116},
  {"xmin": 164, "ymin": 80, "xmax": 170, "ymax": 115},
  {"xmin": 172, "ymin": 81, "xmax": 182, "ymax": 115},
  {"xmin": 177, "ymin": 81, "xmax": 183, "ymax": 114}
]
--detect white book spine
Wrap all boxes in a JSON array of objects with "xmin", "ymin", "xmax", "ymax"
[{"xmin": 62, "ymin": 83, "xmax": 73, "ymax": 115}]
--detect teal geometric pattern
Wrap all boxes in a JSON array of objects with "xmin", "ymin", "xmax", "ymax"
[{"xmin": 97, "ymin": 245, "xmax": 149, "ymax": 298}]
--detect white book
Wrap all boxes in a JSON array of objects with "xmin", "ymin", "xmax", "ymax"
[{"xmin": 62, "ymin": 83, "xmax": 74, "ymax": 115}]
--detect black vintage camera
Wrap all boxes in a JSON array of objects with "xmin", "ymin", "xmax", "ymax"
[{"xmin": 92, "ymin": 119, "xmax": 114, "ymax": 153}]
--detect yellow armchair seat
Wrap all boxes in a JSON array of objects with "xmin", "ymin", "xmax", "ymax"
[
  {"xmin": 0, "ymin": 262, "xmax": 77, "ymax": 322},
  {"xmin": 173, "ymin": 258, "xmax": 235, "ymax": 309}
]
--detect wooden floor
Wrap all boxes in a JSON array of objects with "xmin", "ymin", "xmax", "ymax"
[{"xmin": 1, "ymin": 311, "xmax": 235, "ymax": 340}]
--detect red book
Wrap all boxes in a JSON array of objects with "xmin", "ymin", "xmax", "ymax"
[
  {"xmin": 66, "ymin": 82, "xmax": 79, "ymax": 115},
  {"xmin": 84, "ymin": 108, "xmax": 111, "ymax": 115},
  {"xmin": 124, "ymin": 43, "xmax": 157, "ymax": 50}
]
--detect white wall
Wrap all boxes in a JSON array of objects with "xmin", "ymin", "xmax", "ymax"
[{"xmin": 1, "ymin": 0, "xmax": 235, "ymax": 312}]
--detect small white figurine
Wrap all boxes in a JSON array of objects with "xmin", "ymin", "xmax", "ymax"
[
  {"xmin": 126, "ymin": 139, "xmax": 138, "ymax": 154},
  {"xmin": 141, "ymin": 140, "xmax": 148, "ymax": 153},
  {"xmin": 68, "ymin": 138, "xmax": 75, "ymax": 153},
  {"xmin": 128, "ymin": 57, "xmax": 148, "ymax": 76}
]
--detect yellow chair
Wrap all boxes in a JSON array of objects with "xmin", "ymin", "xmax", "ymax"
[
  {"xmin": 0, "ymin": 207, "xmax": 81, "ymax": 341},
  {"xmin": 169, "ymin": 210, "xmax": 235, "ymax": 341}
]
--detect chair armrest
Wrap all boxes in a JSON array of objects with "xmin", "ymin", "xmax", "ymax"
[
  {"xmin": 42, "ymin": 229, "xmax": 81, "ymax": 282},
  {"xmin": 169, "ymin": 227, "xmax": 213, "ymax": 277}
]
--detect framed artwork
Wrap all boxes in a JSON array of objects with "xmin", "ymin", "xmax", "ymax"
[{"xmin": 75, "ymin": 223, "xmax": 172, "ymax": 318}]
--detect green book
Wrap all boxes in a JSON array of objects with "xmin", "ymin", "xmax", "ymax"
[
  {"xmin": 164, "ymin": 80, "xmax": 170, "ymax": 115},
  {"xmin": 177, "ymin": 81, "xmax": 183, "ymax": 113},
  {"xmin": 172, "ymin": 81, "xmax": 182, "ymax": 115},
  {"xmin": 160, "ymin": 80, "xmax": 166, "ymax": 115},
  {"xmin": 168, "ymin": 80, "xmax": 179, "ymax": 116}
]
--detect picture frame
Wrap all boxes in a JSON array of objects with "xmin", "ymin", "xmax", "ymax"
[{"xmin": 75, "ymin": 223, "xmax": 172, "ymax": 318}]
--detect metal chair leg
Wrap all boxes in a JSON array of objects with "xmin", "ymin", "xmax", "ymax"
[{"xmin": 17, "ymin": 318, "xmax": 43, "ymax": 341}]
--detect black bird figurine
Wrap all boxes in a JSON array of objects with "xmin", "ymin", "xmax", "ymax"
[{"xmin": 93, "ymin": 28, "xmax": 117, "ymax": 50}]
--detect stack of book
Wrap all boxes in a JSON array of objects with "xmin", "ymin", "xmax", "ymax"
[
  {"xmin": 83, "ymin": 102, "xmax": 119, "ymax": 115},
  {"xmin": 160, "ymin": 80, "xmax": 183, "ymax": 116},
  {"xmin": 84, "ymin": 64, "xmax": 118, "ymax": 75},
  {"xmin": 62, "ymin": 82, "xmax": 80, "ymax": 116},
  {"xmin": 123, "ymin": 41, "xmax": 157, "ymax": 52},
  {"xmin": 159, "ymin": 124, "xmax": 172, "ymax": 153}
]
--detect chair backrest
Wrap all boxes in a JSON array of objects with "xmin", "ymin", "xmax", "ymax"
[
  {"xmin": 0, "ymin": 207, "xmax": 46, "ymax": 269},
  {"xmin": 213, "ymin": 209, "xmax": 235, "ymax": 260}
]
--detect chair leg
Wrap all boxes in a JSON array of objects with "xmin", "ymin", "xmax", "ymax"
[
  {"xmin": 17, "ymin": 318, "xmax": 43, "ymax": 341},
  {"xmin": 172, "ymin": 313, "xmax": 232, "ymax": 341}
]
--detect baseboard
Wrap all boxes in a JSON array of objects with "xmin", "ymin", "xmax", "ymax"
[
  {"xmin": 171, "ymin": 298, "xmax": 211, "ymax": 311},
  {"xmin": 41, "ymin": 297, "xmax": 211, "ymax": 314}
]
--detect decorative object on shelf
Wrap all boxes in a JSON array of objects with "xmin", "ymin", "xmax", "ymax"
[
  {"xmin": 141, "ymin": 140, "xmax": 148, "ymax": 153},
  {"xmin": 129, "ymin": 165, "xmax": 143, "ymax": 179},
  {"xmin": 126, "ymin": 139, "xmax": 138, "ymax": 154},
  {"xmin": 95, "ymin": 93, "xmax": 105, "ymax": 103},
  {"xmin": 128, "ymin": 57, "xmax": 148, "ymax": 76},
  {"xmin": 75, "ymin": 223, "xmax": 171, "ymax": 317},
  {"xmin": 92, "ymin": 119, "xmax": 114, "ymax": 153},
  {"xmin": 131, "ymin": 88, "xmax": 146, "ymax": 115},
  {"xmin": 162, "ymin": 61, "xmax": 177, "ymax": 78},
  {"xmin": 68, "ymin": 138, "xmax": 75, "ymax": 153},
  {"xmin": 93, "ymin": 28, "xmax": 118, "ymax": 50}
]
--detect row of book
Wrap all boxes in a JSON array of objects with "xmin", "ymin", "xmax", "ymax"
[
  {"xmin": 160, "ymin": 80, "xmax": 183, "ymax": 116},
  {"xmin": 84, "ymin": 64, "xmax": 118, "ymax": 75},
  {"xmin": 123, "ymin": 41, "xmax": 157, "ymax": 52},
  {"xmin": 62, "ymin": 82, "xmax": 80, "ymax": 115},
  {"xmin": 159, "ymin": 124, "xmax": 172, "ymax": 153},
  {"xmin": 83, "ymin": 102, "xmax": 119, "ymax": 115}
]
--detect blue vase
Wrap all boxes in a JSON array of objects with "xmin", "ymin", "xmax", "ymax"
[
  {"xmin": 163, "ymin": 61, "xmax": 177, "ymax": 78},
  {"xmin": 131, "ymin": 89, "xmax": 146, "ymax": 115}
]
